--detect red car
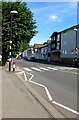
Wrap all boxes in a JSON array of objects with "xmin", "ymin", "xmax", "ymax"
[
  {"xmin": 17, "ymin": 56, "xmax": 22, "ymax": 59},
  {"xmin": 24, "ymin": 57, "xmax": 29, "ymax": 60}
]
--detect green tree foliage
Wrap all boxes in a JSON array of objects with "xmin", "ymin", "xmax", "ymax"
[
  {"xmin": 2, "ymin": 1, "xmax": 38, "ymax": 65},
  {"xmin": 43, "ymin": 42, "xmax": 47, "ymax": 45}
]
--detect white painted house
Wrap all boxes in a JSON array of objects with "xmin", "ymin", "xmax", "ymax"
[
  {"xmin": 40, "ymin": 45, "xmax": 48, "ymax": 60},
  {"xmin": 22, "ymin": 48, "xmax": 34, "ymax": 58},
  {"xmin": 33, "ymin": 44, "xmax": 43, "ymax": 60}
]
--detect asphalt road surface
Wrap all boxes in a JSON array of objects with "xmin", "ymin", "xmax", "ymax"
[{"xmin": 13, "ymin": 58, "xmax": 79, "ymax": 118}]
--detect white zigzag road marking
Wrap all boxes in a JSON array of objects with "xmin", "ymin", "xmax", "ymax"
[
  {"xmin": 17, "ymin": 69, "xmax": 79, "ymax": 115},
  {"xmin": 52, "ymin": 101, "xmax": 79, "ymax": 116},
  {"xmin": 27, "ymin": 72, "xmax": 52, "ymax": 101}
]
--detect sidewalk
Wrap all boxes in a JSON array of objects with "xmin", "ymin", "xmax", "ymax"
[
  {"xmin": 0, "ymin": 69, "xmax": 2, "ymax": 120},
  {"xmin": 2, "ymin": 70, "xmax": 52, "ymax": 118}
]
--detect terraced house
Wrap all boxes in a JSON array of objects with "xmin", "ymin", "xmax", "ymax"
[
  {"xmin": 22, "ymin": 24, "xmax": 79, "ymax": 66},
  {"xmin": 50, "ymin": 24, "xmax": 79, "ymax": 65}
]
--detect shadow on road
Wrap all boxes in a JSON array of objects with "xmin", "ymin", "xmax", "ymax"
[{"xmin": 24, "ymin": 59, "xmax": 78, "ymax": 68}]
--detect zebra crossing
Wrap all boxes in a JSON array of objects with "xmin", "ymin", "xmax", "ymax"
[{"xmin": 23, "ymin": 66, "xmax": 77, "ymax": 73}]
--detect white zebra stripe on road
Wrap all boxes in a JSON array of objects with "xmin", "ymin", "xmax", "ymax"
[
  {"xmin": 47, "ymin": 67, "xmax": 58, "ymax": 71},
  {"xmin": 31, "ymin": 67, "xmax": 42, "ymax": 71},
  {"xmin": 24, "ymin": 67, "xmax": 32, "ymax": 71},
  {"xmin": 39, "ymin": 67, "xmax": 49, "ymax": 71}
]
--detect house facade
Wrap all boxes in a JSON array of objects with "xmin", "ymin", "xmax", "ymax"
[
  {"xmin": 50, "ymin": 32, "xmax": 61, "ymax": 62},
  {"xmin": 22, "ymin": 25, "xmax": 79, "ymax": 65},
  {"xmin": 50, "ymin": 24, "xmax": 79, "ymax": 64},
  {"xmin": 40, "ymin": 45, "xmax": 48, "ymax": 60},
  {"xmin": 47, "ymin": 44, "xmax": 51, "ymax": 61},
  {"xmin": 22, "ymin": 48, "xmax": 34, "ymax": 58},
  {"xmin": 33, "ymin": 44, "xmax": 43, "ymax": 60}
]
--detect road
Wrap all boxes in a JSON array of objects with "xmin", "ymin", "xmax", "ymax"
[{"xmin": 14, "ymin": 58, "xmax": 78, "ymax": 118}]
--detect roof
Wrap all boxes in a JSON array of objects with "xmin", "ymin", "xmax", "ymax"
[
  {"xmin": 47, "ymin": 40, "xmax": 52, "ymax": 44},
  {"xmin": 33, "ymin": 44, "xmax": 43, "ymax": 49},
  {"xmin": 50, "ymin": 24, "xmax": 79, "ymax": 38},
  {"xmin": 60, "ymin": 24, "xmax": 79, "ymax": 33}
]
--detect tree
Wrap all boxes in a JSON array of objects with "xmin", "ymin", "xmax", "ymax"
[
  {"xmin": 2, "ymin": 1, "xmax": 38, "ymax": 65},
  {"xmin": 43, "ymin": 42, "xmax": 47, "ymax": 45}
]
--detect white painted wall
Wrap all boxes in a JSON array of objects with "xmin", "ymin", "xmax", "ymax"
[
  {"xmin": 22, "ymin": 48, "xmax": 34, "ymax": 58},
  {"xmin": 40, "ymin": 47, "xmax": 48, "ymax": 60},
  {"xmin": 34, "ymin": 48, "xmax": 41, "ymax": 59}
]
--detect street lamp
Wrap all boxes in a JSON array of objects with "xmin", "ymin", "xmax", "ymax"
[
  {"xmin": 74, "ymin": 28, "xmax": 78, "ymax": 67},
  {"xmin": 9, "ymin": 10, "xmax": 18, "ymax": 71}
]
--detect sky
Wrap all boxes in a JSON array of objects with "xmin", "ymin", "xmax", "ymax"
[{"xmin": 26, "ymin": 2, "xmax": 77, "ymax": 45}]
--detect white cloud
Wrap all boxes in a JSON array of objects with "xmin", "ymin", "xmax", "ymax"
[
  {"xmin": 51, "ymin": 15, "xmax": 57, "ymax": 20},
  {"xmin": 46, "ymin": 15, "xmax": 62, "ymax": 23}
]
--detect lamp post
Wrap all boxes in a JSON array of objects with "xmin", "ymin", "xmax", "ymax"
[
  {"xmin": 9, "ymin": 10, "xmax": 18, "ymax": 71},
  {"xmin": 74, "ymin": 28, "xmax": 78, "ymax": 67}
]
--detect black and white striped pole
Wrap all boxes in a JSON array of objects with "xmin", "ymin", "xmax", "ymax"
[
  {"xmin": 9, "ymin": 10, "xmax": 18, "ymax": 71},
  {"xmin": 9, "ymin": 41, "xmax": 12, "ymax": 71}
]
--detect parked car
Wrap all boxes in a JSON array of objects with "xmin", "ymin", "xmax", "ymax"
[
  {"xmin": 24, "ymin": 57, "xmax": 29, "ymax": 60},
  {"xmin": 29, "ymin": 56, "xmax": 36, "ymax": 61},
  {"xmin": 17, "ymin": 56, "xmax": 22, "ymax": 59}
]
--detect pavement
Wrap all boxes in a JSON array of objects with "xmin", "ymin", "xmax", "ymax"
[
  {"xmin": 0, "ymin": 67, "xmax": 2, "ymax": 120},
  {"xmin": 2, "ymin": 69, "xmax": 52, "ymax": 118}
]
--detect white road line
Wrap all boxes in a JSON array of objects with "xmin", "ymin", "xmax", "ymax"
[
  {"xmin": 45, "ymin": 87, "xmax": 53, "ymax": 101},
  {"xmin": 28, "ymin": 72, "xmax": 45, "ymax": 87},
  {"xmin": 27, "ymin": 72, "xmax": 53, "ymax": 101},
  {"xmin": 23, "ymin": 72, "xmax": 27, "ymax": 81},
  {"xmin": 39, "ymin": 67, "xmax": 49, "ymax": 71},
  {"xmin": 31, "ymin": 67, "xmax": 42, "ymax": 71},
  {"xmin": 47, "ymin": 67, "xmax": 58, "ymax": 71},
  {"xmin": 52, "ymin": 101, "xmax": 79, "ymax": 115},
  {"xmin": 15, "ymin": 71, "xmax": 24, "ymax": 74},
  {"xmin": 19, "ymin": 71, "xmax": 79, "ymax": 115},
  {"xmin": 30, "ymin": 80, "xmax": 45, "ymax": 87},
  {"xmin": 29, "ymin": 74, "xmax": 34, "ymax": 82},
  {"xmin": 24, "ymin": 67, "xmax": 32, "ymax": 71},
  {"xmin": 15, "ymin": 71, "xmax": 27, "ymax": 81}
]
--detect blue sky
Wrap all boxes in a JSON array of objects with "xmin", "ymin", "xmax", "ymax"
[{"xmin": 27, "ymin": 2, "xmax": 77, "ymax": 45}]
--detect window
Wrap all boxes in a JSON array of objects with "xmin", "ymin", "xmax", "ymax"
[
  {"xmin": 56, "ymin": 43, "xmax": 60, "ymax": 50},
  {"xmin": 65, "ymin": 50, "xmax": 67, "ymax": 54},
  {"xmin": 48, "ymin": 53, "xmax": 50, "ymax": 57},
  {"xmin": 34, "ymin": 49, "xmax": 37, "ymax": 52},
  {"xmin": 62, "ymin": 50, "xmax": 67, "ymax": 54},
  {"xmin": 52, "ymin": 44, "xmax": 55, "ymax": 48},
  {"xmin": 57, "ymin": 34, "xmax": 60, "ymax": 41},
  {"xmin": 63, "ymin": 50, "xmax": 64, "ymax": 54}
]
